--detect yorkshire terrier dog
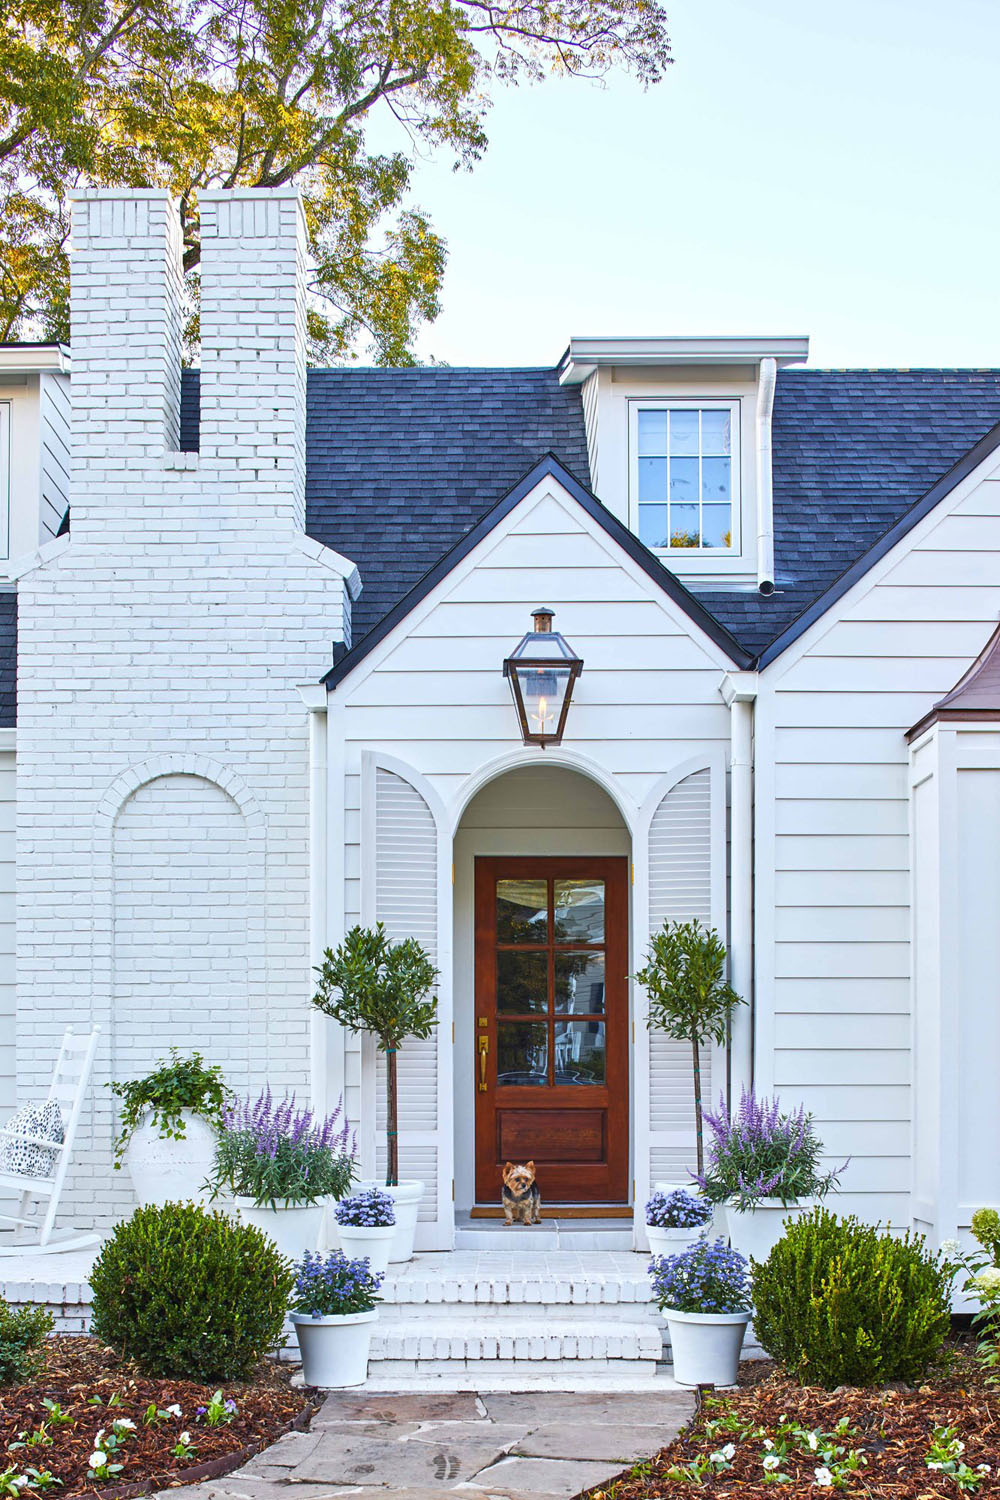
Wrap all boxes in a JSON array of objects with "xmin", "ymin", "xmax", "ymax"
[{"xmin": 502, "ymin": 1161, "xmax": 542, "ymax": 1226}]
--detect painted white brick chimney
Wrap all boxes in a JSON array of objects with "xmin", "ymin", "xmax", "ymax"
[{"xmin": 14, "ymin": 188, "xmax": 359, "ymax": 1226}]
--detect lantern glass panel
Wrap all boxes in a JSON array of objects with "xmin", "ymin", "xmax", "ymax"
[{"xmin": 514, "ymin": 664, "xmax": 572, "ymax": 740}]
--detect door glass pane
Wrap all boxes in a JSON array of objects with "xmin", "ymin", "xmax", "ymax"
[
  {"xmin": 553, "ymin": 879, "xmax": 604, "ymax": 943},
  {"xmin": 497, "ymin": 1022, "xmax": 548, "ymax": 1086},
  {"xmin": 497, "ymin": 950, "xmax": 548, "ymax": 1014},
  {"xmin": 555, "ymin": 951, "xmax": 605, "ymax": 1014},
  {"xmin": 496, "ymin": 879, "xmax": 547, "ymax": 944},
  {"xmin": 554, "ymin": 1020, "xmax": 606, "ymax": 1084}
]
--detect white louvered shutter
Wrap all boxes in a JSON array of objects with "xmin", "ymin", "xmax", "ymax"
[
  {"xmin": 647, "ymin": 767, "xmax": 715, "ymax": 1185},
  {"xmin": 373, "ymin": 768, "xmax": 442, "ymax": 1232}
]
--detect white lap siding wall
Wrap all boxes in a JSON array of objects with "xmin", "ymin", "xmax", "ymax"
[
  {"xmin": 755, "ymin": 446, "xmax": 1000, "ymax": 1227},
  {"xmin": 14, "ymin": 190, "xmax": 356, "ymax": 1227}
]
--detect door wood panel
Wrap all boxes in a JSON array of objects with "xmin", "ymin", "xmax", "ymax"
[{"xmin": 474, "ymin": 855, "xmax": 629, "ymax": 1204}]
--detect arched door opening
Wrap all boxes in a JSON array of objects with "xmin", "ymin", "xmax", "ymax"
[{"xmin": 453, "ymin": 765, "xmax": 632, "ymax": 1215}]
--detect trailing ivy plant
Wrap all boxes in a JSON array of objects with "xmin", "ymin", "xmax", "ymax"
[
  {"xmin": 633, "ymin": 919, "xmax": 744, "ymax": 1176},
  {"xmin": 312, "ymin": 923, "xmax": 438, "ymax": 1186},
  {"xmin": 109, "ymin": 1050, "xmax": 228, "ymax": 1167}
]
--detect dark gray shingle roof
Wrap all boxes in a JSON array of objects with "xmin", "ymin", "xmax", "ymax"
[{"xmin": 51, "ymin": 362, "xmax": 1000, "ymax": 698}]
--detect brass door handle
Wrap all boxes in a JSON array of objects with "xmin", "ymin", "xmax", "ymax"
[{"xmin": 478, "ymin": 1034, "xmax": 489, "ymax": 1092}]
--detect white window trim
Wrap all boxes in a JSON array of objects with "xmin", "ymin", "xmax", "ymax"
[{"xmin": 628, "ymin": 396, "xmax": 747, "ymax": 574}]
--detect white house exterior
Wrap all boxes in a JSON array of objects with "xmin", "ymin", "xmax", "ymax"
[{"xmin": 1, "ymin": 186, "xmax": 999, "ymax": 1256}]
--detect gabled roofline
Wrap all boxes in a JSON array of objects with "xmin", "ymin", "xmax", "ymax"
[
  {"xmin": 755, "ymin": 420, "xmax": 1000, "ymax": 669},
  {"xmin": 322, "ymin": 455, "xmax": 752, "ymax": 689}
]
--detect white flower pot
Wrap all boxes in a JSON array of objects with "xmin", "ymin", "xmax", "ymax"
[
  {"xmin": 290, "ymin": 1309, "xmax": 378, "ymax": 1388},
  {"xmin": 647, "ymin": 1224, "xmax": 706, "ymax": 1258},
  {"xmin": 358, "ymin": 1180, "xmax": 424, "ymax": 1262},
  {"xmin": 125, "ymin": 1111, "xmax": 217, "ymax": 1207},
  {"xmin": 664, "ymin": 1308, "xmax": 752, "ymax": 1387},
  {"xmin": 333, "ymin": 1222, "xmax": 397, "ymax": 1277},
  {"xmin": 724, "ymin": 1197, "xmax": 818, "ymax": 1263},
  {"xmin": 232, "ymin": 1198, "xmax": 326, "ymax": 1261}
]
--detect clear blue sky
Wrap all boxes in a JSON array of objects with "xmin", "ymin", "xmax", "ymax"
[{"xmin": 406, "ymin": 0, "xmax": 1000, "ymax": 370}]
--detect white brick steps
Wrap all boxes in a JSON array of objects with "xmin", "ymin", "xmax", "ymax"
[{"xmin": 367, "ymin": 1250, "xmax": 668, "ymax": 1386}]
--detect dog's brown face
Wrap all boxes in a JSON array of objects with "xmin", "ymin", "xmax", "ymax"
[{"xmin": 503, "ymin": 1161, "xmax": 536, "ymax": 1195}]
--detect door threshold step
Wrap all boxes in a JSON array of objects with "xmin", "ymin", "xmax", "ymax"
[
  {"xmin": 297, "ymin": 1366, "xmax": 683, "ymax": 1393},
  {"xmin": 370, "ymin": 1318, "xmax": 662, "ymax": 1363},
  {"xmin": 454, "ymin": 1225, "xmax": 634, "ymax": 1251}
]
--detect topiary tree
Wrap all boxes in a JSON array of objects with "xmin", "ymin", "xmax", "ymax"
[
  {"xmin": 633, "ymin": 919, "xmax": 744, "ymax": 1176},
  {"xmin": 312, "ymin": 923, "xmax": 438, "ymax": 1186}
]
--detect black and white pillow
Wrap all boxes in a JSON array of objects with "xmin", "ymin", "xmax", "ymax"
[{"xmin": 0, "ymin": 1101, "xmax": 64, "ymax": 1178}]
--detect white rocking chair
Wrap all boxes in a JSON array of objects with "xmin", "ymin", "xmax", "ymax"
[{"xmin": 0, "ymin": 1025, "xmax": 101, "ymax": 1256}]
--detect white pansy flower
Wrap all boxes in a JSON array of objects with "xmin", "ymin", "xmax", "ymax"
[
  {"xmin": 94, "ymin": 1429, "xmax": 105, "ymax": 1445},
  {"xmin": 179, "ymin": 1431, "xmax": 191, "ymax": 1445},
  {"xmin": 978, "ymin": 1465, "xmax": 992, "ymax": 1474},
  {"xmin": 928, "ymin": 1461, "xmax": 944, "ymax": 1471},
  {"xmin": 90, "ymin": 1451, "xmax": 108, "ymax": 1469},
  {"xmin": 722, "ymin": 1443, "xmax": 736, "ymax": 1460},
  {"xmin": 764, "ymin": 1439, "xmax": 775, "ymax": 1451},
  {"xmin": 764, "ymin": 1454, "xmax": 782, "ymax": 1470},
  {"xmin": 113, "ymin": 1417, "xmax": 136, "ymax": 1431},
  {"xmin": 166, "ymin": 1404, "xmax": 182, "ymax": 1418},
  {"xmin": 808, "ymin": 1432, "xmax": 819, "ymax": 1452},
  {"xmin": 814, "ymin": 1467, "xmax": 834, "ymax": 1487}
]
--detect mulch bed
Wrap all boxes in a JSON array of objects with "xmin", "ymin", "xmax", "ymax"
[
  {"xmin": 583, "ymin": 1345, "xmax": 1000, "ymax": 1499},
  {"xmin": 0, "ymin": 1337, "xmax": 311, "ymax": 1498}
]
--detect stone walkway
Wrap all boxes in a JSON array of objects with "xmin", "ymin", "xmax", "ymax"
[{"xmin": 169, "ymin": 1389, "xmax": 695, "ymax": 1500}]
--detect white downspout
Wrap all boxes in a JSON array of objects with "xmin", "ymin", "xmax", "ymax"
[
  {"xmin": 755, "ymin": 357, "xmax": 777, "ymax": 596},
  {"xmin": 722, "ymin": 671, "xmax": 757, "ymax": 1102},
  {"xmin": 299, "ymin": 685, "xmax": 329, "ymax": 1114}
]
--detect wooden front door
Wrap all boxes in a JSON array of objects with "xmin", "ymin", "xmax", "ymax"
[{"xmin": 474, "ymin": 856, "xmax": 629, "ymax": 1205}]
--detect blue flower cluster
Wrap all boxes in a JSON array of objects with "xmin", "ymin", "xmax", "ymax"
[
  {"xmin": 335, "ymin": 1187, "xmax": 396, "ymax": 1228},
  {"xmin": 649, "ymin": 1237, "xmax": 751, "ymax": 1315},
  {"xmin": 292, "ymin": 1249, "xmax": 385, "ymax": 1317},
  {"xmin": 645, "ymin": 1188, "xmax": 712, "ymax": 1230}
]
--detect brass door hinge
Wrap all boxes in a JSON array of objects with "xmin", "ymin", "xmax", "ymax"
[{"xmin": 451, "ymin": 1178, "xmax": 455, "ymax": 1201}]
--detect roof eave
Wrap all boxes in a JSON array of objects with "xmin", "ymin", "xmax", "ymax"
[
  {"xmin": 559, "ymin": 335, "xmax": 810, "ymax": 385},
  {"xmin": 0, "ymin": 343, "xmax": 70, "ymax": 375}
]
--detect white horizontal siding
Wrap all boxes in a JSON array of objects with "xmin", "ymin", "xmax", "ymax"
[
  {"xmin": 0, "ymin": 750, "xmax": 15, "ymax": 1220},
  {"xmin": 762, "ymin": 457, "xmax": 1000, "ymax": 1223}
]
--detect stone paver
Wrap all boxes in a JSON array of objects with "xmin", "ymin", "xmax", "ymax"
[{"xmin": 183, "ymin": 1389, "xmax": 694, "ymax": 1500}]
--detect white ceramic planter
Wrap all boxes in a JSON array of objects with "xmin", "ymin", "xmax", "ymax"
[
  {"xmin": 358, "ymin": 1180, "xmax": 424, "ymax": 1262},
  {"xmin": 125, "ymin": 1110, "xmax": 217, "ymax": 1207},
  {"xmin": 724, "ymin": 1197, "xmax": 818, "ymax": 1263},
  {"xmin": 290, "ymin": 1309, "xmax": 378, "ymax": 1388},
  {"xmin": 333, "ymin": 1222, "xmax": 397, "ymax": 1277},
  {"xmin": 647, "ymin": 1224, "xmax": 707, "ymax": 1258},
  {"xmin": 232, "ymin": 1198, "xmax": 326, "ymax": 1261},
  {"xmin": 664, "ymin": 1308, "xmax": 752, "ymax": 1387}
]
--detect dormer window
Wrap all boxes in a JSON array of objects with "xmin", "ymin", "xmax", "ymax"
[{"xmin": 633, "ymin": 400, "xmax": 740, "ymax": 554}]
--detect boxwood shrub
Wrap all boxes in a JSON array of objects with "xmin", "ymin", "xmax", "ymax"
[
  {"xmin": 0, "ymin": 1298, "xmax": 53, "ymax": 1385},
  {"xmin": 90, "ymin": 1202, "xmax": 294, "ymax": 1381},
  {"xmin": 751, "ymin": 1206, "xmax": 952, "ymax": 1388}
]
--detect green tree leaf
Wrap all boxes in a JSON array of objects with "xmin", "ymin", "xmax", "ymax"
[{"xmin": 0, "ymin": 0, "xmax": 671, "ymax": 357}]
